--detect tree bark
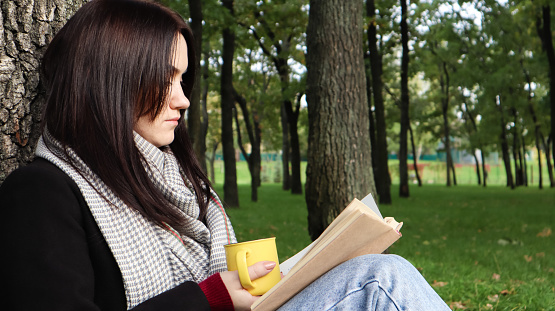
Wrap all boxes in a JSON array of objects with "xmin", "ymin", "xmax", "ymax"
[
  {"xmin": 366, "ymin": 0, "xmax": 391, "ymax": 204},
  {"xmin": 187, "ymin": 0, "xmax": 207, "ymax": 173},
  {"xmin": 0, "ymin": 0, "xmax": 87, "ymax": 183},
  {"xmin": 220, "ymin": 0, "xmax": 239, "ymax": 207},
  {"xmin": 511, "ymin": 107, "xmax": 523, "ymax": 187},
  {"xmin": 537, "ymin": 5, "xmax": 555, "ymax": 174},
  {"xmin": 497, "ymin": 96, "xmax": 514, "ymax": 189},
  {"xmin": 306, "ymin": 0, "xmax": 375, "ymax": 241},
  {"xmin": 398, "ymin": 0, "xmax": 410, "ymax": 197},
  {"xmin": 280, "ymin": 104, "xmax": 291, "ymax": 190},
  {"xmin": 409, "ymin": 125, "xmax": 422, "ymax": 186},
  {"xmin": 233, "ymin": 88, "xmax": 261, "ymax": 202},
  {"xmin": 439, "ymin": 62, "xmax": 453, "ymax": 186},
  {"xmin": 536, "ymin": 5, "xmax": 555, "ymax": 185},
  {"xmin": 472, "ymin": 152, "xmax": 481, "ymax": 185}
]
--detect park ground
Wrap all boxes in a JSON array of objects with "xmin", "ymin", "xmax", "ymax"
[{"xmin": 214, "ymin": 161, "xmax": 555, "ymax": 310}]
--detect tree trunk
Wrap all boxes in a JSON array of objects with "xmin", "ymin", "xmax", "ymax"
[
  {"xmin": 481, "ymin": 149, "xmax": 487, "ymax": 187},
  {"xmin": 449, "ymin": 152, "xmax": 457, "ymax": 185},
  {"xmin": 187, "ymin": 0, "xmax": 207, "ymax": 173},
  {"xmin": 440, "ymin": 62, "xmax": 453, "ymax": 186},
  {"xmin": 472, "ymin": 152, "xmax": 482, "ymax": 185},
  {"xmin": 366, "ymin": 0, "xmax": 391, "ymax": 204},
  {"xmin": 409, "ymin": 125, "xmax": 422, "ymax": 186},
  {"xmin": 511, "ymin": 107, "xmax": 524, "ymax": 186},
  {"xmin": 283, "ymin": 98, "xmax": 303, "ymax": 194},
  {"xmin": 521, "ymin": 134, "xmax": 528, "ymax": 186},
  {"xmin": 233, "ymin": 88, "xmax": 261, "ymax": 202},
  {"xmin": 200, "ymin": 39, "xmax": 210, "ymax": 174},
  {"xmin": 280, "ymin": 104, "xmax": 291, "ymax": 190},
  {"xmin": 366, "ymin": 67, "xmax": 380, "ymax": 194},
  {"xmin": 522, "ymin": 59, "xmax": 550, "ymax": 188},
  {"xmin": 497, "ymin": 96, "xmax": 514, "ymax": 189},
  {"xmin": 0, "ymin": 0, "xmax": 87, "ymax": 183},
  {"xmin": 306, "ymin": 0, "xmax": 374, "ymax": 241},
  {"xmin": 398, "ymin": 0, "xmax": 410, "ymax": 197},
  {"xmin": 208, "ymin": 141, "xmax": 219, "ymax": 184},
  {"xmin": 536, "ymin": 5, "xmax": 555, "ymax": 173},
  {"xmin": 464, "ymin": 103, "xmax": 486, "ymax": 187},
  {"xmin": 540, "ymin": 133, "xmax": 554, "ymax": 187},
  {"xmin": 220, "ymin": 0, "xmax": 239, "ymax": 207},
  {"xmin": 537, "ymin": 136, "xmax": 544, "ymax": 189}
]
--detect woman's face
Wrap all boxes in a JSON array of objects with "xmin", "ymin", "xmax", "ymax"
[{"xmin": 134, "ymin": 34, "xmax": 190, "ymax": 147}]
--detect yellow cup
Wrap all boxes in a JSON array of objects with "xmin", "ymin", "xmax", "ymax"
[{"xmin": 224, "ymin": 237, "xmax": 280, "ymax": 296}]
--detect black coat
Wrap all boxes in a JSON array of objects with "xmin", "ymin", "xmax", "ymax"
[{"xmin": 0, "ymin": 158, "xmax": 210, "ymax": 310}]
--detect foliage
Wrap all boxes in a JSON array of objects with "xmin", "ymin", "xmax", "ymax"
[{"xmin": 157, "ymin": 0, "xmax": 554, "ymax": 193}]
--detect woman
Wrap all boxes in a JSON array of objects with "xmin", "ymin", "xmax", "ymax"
[{"xmin": 0, "ymin": 0, "xmax": 450, "ymax": 310}]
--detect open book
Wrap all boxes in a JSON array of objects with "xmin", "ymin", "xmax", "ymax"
[{"xmin": 251, "ymin": 193, "xmax": 403, "ymax": 311}]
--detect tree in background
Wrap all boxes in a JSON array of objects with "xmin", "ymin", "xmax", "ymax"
[
  {"xmin": 187, "ymin": 0, "xmax": 208, "ymax": 173},
  {"xmin": 398, "ymin": 0, "xmax": 411, "ymax": 196},
  {"xmin": 237, "ymin": 0, "xmax": 308, "ymax": 194},
  {"xmin": 305, "ymin": 0, "xmax": 375, "ymax": 241},
  {"xmin": 365, "ymin": 0, "xmax": 392, "ymax": 204},
  {"xmin": 220, "ymin": 0, "xmax": 240, "ymax": 206},
  {"xmin": 535, "ymin": 3, "xmax": 555, "ymax": 182},
  {"xmin": 0, "ymin": 0, "xmax": 87, "ymax": 183}
]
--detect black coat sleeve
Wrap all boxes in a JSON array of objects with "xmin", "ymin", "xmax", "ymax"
[{"xmin": 0, "ymin": 159, "xmax": 210, "ymax": 311}]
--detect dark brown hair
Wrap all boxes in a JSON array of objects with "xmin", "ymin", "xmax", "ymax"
[{"xmin": 41, "ymin": 0, "xmax": 211, "ymax": 227}]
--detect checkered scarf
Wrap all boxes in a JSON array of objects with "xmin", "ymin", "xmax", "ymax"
[{"xmin": 36, "ymin": 130, "xmax": 236, "ymax": 309}]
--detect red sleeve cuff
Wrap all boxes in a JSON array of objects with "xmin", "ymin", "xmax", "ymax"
[{"xmin": 199, "ymin": 273, "xmax": 234, "ymax": 311}]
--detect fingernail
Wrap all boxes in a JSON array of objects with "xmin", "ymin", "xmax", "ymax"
[{"xmin": 264, "ymin": 261, "xmax": 276, "ymax": 270}]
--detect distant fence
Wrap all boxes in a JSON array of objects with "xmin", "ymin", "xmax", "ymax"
[
  {"xmin": 389, "ymin": 162, "xmax": 551, "ymax": 186},
  {"xmin": 212, "ymin": 153, "xmax": 552, "ymax": 187}
]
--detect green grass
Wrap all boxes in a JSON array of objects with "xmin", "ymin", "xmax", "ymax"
[{"xmin": 213, "ymin": 168, "xmax": 555, "ymax": 310}]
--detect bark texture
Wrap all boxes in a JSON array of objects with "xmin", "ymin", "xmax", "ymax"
[
  {"xmin": 305, "ymin": 0, "xmax": 375, "ymax": 241},
  {"xmin": 188, "ymin": 0, "xmax": 207, "ymax": 173},
  {"xmin": 1, "ymin": 0, "xmax": 86, "ymax": 183},
  {"xmin": 366, "ymin": 0, "xmax": 391, "ymax": 204},
  {"xmin": 220, "ymin": 0, "xmax": 239, "ymax": 207},
  {"xmin": 398, "ymin": 0, "xmax": 410, "ymax": 197}
]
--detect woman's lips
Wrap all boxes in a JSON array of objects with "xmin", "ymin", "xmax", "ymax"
[{"xmin": 166, "ymin": 117, "xmax": 180, "ymax": 125}]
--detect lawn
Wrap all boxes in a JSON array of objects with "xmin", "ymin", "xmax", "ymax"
[{"xmin": 213, "ymin": 162, "xmax": 555, "ymax": 310}]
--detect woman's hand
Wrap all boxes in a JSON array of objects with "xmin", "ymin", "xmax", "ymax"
[{"xmin": 220, "ymin": 261, "xmax": 277, "ymax": 311}]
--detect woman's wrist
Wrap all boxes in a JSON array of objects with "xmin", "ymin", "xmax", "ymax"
[{"xmin": 199, "ymin": 273, "xmax": 234, "ymax": 311}]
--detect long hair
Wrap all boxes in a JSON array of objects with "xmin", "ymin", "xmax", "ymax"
[{"xmin": 40, "ymin": 0, "xmax": 212, "ymax": 227}]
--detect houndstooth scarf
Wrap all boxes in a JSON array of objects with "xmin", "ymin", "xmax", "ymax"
[{"xmin": 35, "ymin": 130, "xmax": 236, "ymax": 309}]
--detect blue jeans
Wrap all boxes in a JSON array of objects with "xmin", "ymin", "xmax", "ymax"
[{"xmin": 278, "ymin": 254, "xmax": 451, "ymax": 311}]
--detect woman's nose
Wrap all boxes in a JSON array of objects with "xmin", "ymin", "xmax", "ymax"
[{"xmin": 171, "ymin": 84, "xmax": 190, "ymax": 110}]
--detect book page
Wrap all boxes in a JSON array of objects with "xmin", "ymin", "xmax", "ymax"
[{"xmin": 279, "ymin": 193, "xmax": 397, "ymax": 275}]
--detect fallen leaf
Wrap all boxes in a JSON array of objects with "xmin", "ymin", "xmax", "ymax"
[
  {"xmin": 500, "ymin": 289, "xmax": 516, "ymax": 295},
  {"xmin": 549, "ymin": 268, "xmax": 554, "ymax": 273},
  {"xmin": 537, "ymin": 228, "xmax": 552, "ymax": 237},
  {"xmin": 524, "ymin": 255, "xmax": 533, "ymax": 262},
  {"xmin": 432, "ymin": 280, "xmax": 448, "ymax": 288},
  {"xmin": 449, "ymin": 301, "xmax": 467, "ymax": 310},
  {"xmin": 536, "ymin": 252, "xmax": 545, "ymax": 258},
  {"xmin": 488, "ymin": 294, "xmax": 499, "ymax": 302},
  {"xmin": 492, "ymin": 273, "xmax": 501, "ymax": 281},
  {"xmin": 484, "ymin": 304, "xmax": 494, "ymax": 310}
]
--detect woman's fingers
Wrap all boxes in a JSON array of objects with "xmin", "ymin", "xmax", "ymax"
[{"xmin": 247, "ymin": 261, "xmax": 276, "ymax": 281}]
